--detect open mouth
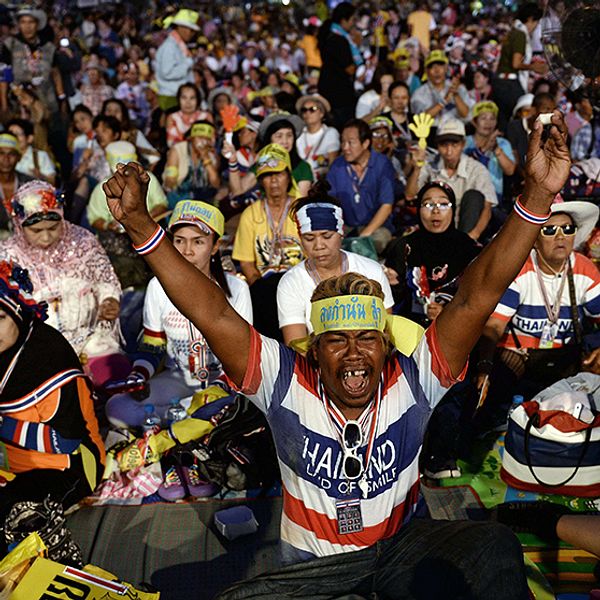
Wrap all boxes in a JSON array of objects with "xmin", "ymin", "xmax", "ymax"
[{"xmin": 341, "ymin": 368, "xmax": 369, "ymax": 395}]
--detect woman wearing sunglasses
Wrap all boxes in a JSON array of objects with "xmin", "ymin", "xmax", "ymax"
[
  {"xmin": 385, "ymin": 181, "xmax": 480, "ymax": 326},
  {"xmin": 102, "ymin": 113, "xmax": 572, "ymax": 600},
  {"xmin": 474, "ymin": 200, "xmax": 600, "ymax": 432},
  {"xmin": 295, "ymin": 94, "xmax": 340, "ymax": 179}
]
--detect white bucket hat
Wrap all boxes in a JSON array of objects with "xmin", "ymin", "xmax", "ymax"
[{"xmin": 550, "ymin": 200, "xmax": 599, "ymax": 249}]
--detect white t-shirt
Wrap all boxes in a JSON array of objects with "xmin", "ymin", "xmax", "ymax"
[
  {"xmin": 277, "ymin": 250, "xmax": 394, "ymax": 331},
  {"xmin": 143, "ymin": 273, "xmax": 253, "ymax": 387},
  {"xmin": 16, "ymin": 146, "xmax": 56, "ymax": 180},
  {"xmin": 296, "ymin": 126, "xmax": 340, "ymax": 179}
]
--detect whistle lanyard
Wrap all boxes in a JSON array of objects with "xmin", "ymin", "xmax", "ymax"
[
  {"xmin": 318, "ymin": 376, "xmax": 382, "ymax": 485},
  {"xmin": 187, "ymin": 320, "xmax": 209, "ymax": 383},
  {"xmin": 533, "ymin": 253, "xmax": 568, "ymax": 324},
  {"xmin": 305, "ymin": 253, "xmax": 349, "ymax": 286},
  {"xmin": 346, "ymin": 163, "xmax": 369, "ymax": 204}
]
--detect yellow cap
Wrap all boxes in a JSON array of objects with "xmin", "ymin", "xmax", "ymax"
[
  {"xmin": 169, "ymin": 200, "xmax": 224, "ymax": 237},
  {"xmin": 0, "ymin": 133, "xmax": 20, "ymax": 155},
  {"xmin": 472, "ymin": 100, "xmax": 499, "ymax": 120},
  {"xmin": 189, "ymin": 122, "xmax": 216, "ymax": 139},
  {"xmin": 425, "ymin": 50, "xmax": 448, "ymax": 68},
  {"xmin": 255, "ymin": 143, "xmax": 292, "ymax": 177}
]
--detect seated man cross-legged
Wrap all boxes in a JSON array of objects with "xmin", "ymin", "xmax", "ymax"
[{"xmin": 102, "ymin": 112, "xmax": 572, "ymax": 599}]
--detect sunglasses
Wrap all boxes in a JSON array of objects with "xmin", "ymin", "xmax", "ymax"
[
  {"xmin": 372, "ymin": 131, "xmax": 390, "ymax": 139},
  {"xmin": 342, "ymin": 420, "xmax": 364, "ymax": 480},
  {"xmin": 540, "ymin": 224, "xmax": 577, "ymax": 237},
  {"xmin": 421, "ymin": 202, "xmax": 452, "ymax": 212},
  {"xmin": 301, "ymin": 105, "xmax": 320, "ymax": 114}
]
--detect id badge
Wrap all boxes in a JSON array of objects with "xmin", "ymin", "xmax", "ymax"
[
  {"xmin": 354, "ymin": 192, "xmax": 361, "ymax": 204},
  {"xmin": 539, "ymin": 322, "xmax": 558, "ymax": 349},
  {"xmin": 335, "ymin": 498, "xmax": 364, "ymax": 535}
]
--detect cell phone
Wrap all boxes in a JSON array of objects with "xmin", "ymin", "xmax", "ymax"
[{"xmin": 60, "ymin": 37, "xmax": 70, "ymax": 48}]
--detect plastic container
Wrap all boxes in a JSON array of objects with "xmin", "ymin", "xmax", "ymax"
[
  {"xmin": 142, "ymin": 404, "xmax": 161, "ymax": 433},
  {"xmin": 165, "ymin": 398, "xmax": 187, "ymax": 425},
  {"xmin": 214, "ymin": 506, "xmax": 259, "ymax": 540}
]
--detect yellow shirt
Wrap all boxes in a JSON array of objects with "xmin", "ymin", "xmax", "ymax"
[
  {"xmin": 407, "ymin": 10, "xmax": 434, "ymax": 51},
  {"xmin": 232, "ymin": 199, "xmax": 303, "ymax": 275},
  {"xmin": 299, "ymin": 34, "xmax": 322, "ymax": 69}
]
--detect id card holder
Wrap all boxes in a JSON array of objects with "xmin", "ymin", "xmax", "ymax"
[
  {"xmin": 539, "ymin": 322, "xmax": 558, "ymax": 349},
  {"xmin": 335, "ymin": 498, "xmax": 364, "ymax": 535}
]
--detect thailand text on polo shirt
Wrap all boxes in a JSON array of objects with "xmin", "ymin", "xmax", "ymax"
[{"xmin": 326, "ymin": 150, "xmax": 396, "ymax": 229}]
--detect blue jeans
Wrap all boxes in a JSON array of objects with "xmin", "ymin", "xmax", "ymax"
[{"xmin": 216, "ymin": 518, "xmax": 528, "ymax": 599}]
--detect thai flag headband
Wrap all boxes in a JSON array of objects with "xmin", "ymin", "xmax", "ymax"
[{"xmin": 296, "ymin": 203, "xmax": 344, "ymax": 235}]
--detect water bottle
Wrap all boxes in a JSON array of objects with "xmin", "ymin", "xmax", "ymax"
[
  {"xmin": 165, "ymin": 398, "xmax": 187, "ymax": 425},
  {"xmin": 142, "ymin": 404, "xmax": 161, "ymax": 433},
  {"xmin": 508, "ymin": 394, "xmax": 525, "ymax": 419}
]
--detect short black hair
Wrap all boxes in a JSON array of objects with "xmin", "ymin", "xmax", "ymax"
[
  {"xmin": 331, "ymin": 2, "xmax": 356, "ymax": 24},
  {"xmin": 517, "ymin": 3, "xmax": 543, "ymax": 23},
  {"xmin": 7, "ymin": 118, "xmax": 33, "ymax": 138},
  {"xmin": 92, "ymin": 114, "xmax": 122, "ymax": 137},
  {"xmin": 343, "ymin": 118, "xmax": 372, "ymax": 144},
  {"xmin": 388, "ymin": 80, "xmax": 410, "ymax": 97}
]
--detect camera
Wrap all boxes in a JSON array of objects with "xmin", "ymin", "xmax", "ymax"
[{"xmin": 59, "ymin": 37, "xmax": 70, "ymax": 48}]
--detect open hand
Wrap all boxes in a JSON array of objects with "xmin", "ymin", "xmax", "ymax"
[
  {"xmin": 524, "ymin": 110, "xmax": 571, "ymax": 199},
  {"xmin": 102, "ymin": 162, "xmax": 151, "ymax": 227}
]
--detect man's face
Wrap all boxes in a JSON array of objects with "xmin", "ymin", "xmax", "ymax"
[
  {"xmin": 314, "ymin": 329, "xmax": 387, "ymax": 414},
  {"xmin": 94, "ymin": 122, "xmax": 117, "ymax": 148},
  {"xmin": 341, "ymin": 127, "xmax": 369, "ymax": 164},
  {"xmin": 371, "ymin": 127, "xmax": 392, "ymax": 154},
  {"xmin": 18, "ymin": 15, "xmax": 38, "ymax": 40},
  {"xmin": 0, "ymin": 148, "xmax": 19, "ymax": 174},
  {"xmin": 427, "ymin": 62, "xmax": 447, "ymax": 86},
  {"xmin": 177, "ymin": 25, "xmax": 196, "ymax": 43},
  {"xmin": 437, "ymin": 139, "xmax": 465, "ymax": 170}
]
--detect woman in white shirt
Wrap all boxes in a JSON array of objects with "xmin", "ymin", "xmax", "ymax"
[
  {"xmin": 106, "ymin": 201, "xmax": 252, "ymax": 428},
  {"xmin": 276, "ymin": 180, "xmax": 394, "ymax": 346},
  {"xmin": 295, "ymin": 94, "xmax": 340, "ymax": 179}
]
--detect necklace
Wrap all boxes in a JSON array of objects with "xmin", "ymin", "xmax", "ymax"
[{"xmin": 305, "ymin": 252, "xmax": 349, "ymax": 285}]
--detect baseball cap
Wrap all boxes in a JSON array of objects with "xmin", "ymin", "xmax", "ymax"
[
  {"xmin": 169, "ymin": 200, "xmax": 224, "ymax": 237},
  {"xmin": 436, "ymin": 118, "xmax": 466, "ymax": 143},
  {"xmin": 255, "ymin": 143, "xmax": 292, "ymax": 178}
]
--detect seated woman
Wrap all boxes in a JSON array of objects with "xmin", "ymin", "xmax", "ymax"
[
  {"xmin": 277, "ymin": 180, "xmax": 394, "ymax": 346},
  {"xmin": 0, "ymin": 181, "xmax": 125, "ymax": 385},
  {"xmin": 385, "ymin": 181, "xmax": 480, "ymax": 326},
  {"xmin": 102, "ymin": 98, "xmax": 160, "ymax": 170},
  {"xmin": 7, "ymin": 118, "xmax": 56, "ymax": 186},
  {"xmin": 232, "ymin": 144, "xmax": 303, "ymax": 340},
  {"xmin": 224, "ymin": 112, "xmax": 314, "ymax": 203},
  {"xmin": 295, "ymin": 94, "xmax": 340, "ymax": 179},
  {"xmin": 0, "ymin": 260, "xmax": 105, "ymax": 556},
  {"xmin": 87, "ymin": 141, "xmax": 167, "ymax": 289},
  {"xmin": 166, "ymin": 83, "xmax": 212, "ymax": 148},
  {"xmin": 105, "ymin": 201, "xmax": 252, "ymax": 428},
  {"xmin": 162, "ymin": 121, "xmax": 221, "ymax": 208}
]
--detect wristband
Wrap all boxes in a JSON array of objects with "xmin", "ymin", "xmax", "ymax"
[
  {"xmin": 203, "ymin": 159, "xmax": 212, "ymax": 167},
  {"xmin": 477, "ymin": 359, "xmax": 494, "ymax": 374},
  {"xmin": 513, "ymin": 196, "xmax": 551, "ymax": 225},
  {"xmin": 164, "ymin": 165, "xmax": 178, "ymax": 178},
  {"xmin": 58, "ymin": 93, "xmax": 66, "ymax": 100},
  {"xmin": 132, "ymin": 225, "xmax": 166, "ymax": 255},
  {"xmin": 228, "ymin": 161, "xmax": 239, "ymax": 172}
]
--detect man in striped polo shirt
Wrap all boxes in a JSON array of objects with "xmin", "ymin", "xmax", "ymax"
[{"xmin": 103, "ymin": 111, "xmax": 571, "ymax": 599}]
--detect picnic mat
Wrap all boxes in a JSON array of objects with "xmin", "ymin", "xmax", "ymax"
[
  {"xmin": 421, "ymin": 433, "xmax": 600, "ymax": 596},
  {"xmin": 66, "ymin": 497, "xmax": 283, "ymax": 600}
]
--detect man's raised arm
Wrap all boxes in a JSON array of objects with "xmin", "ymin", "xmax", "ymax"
[
  {"xmin": 436, "ymin": 111, "xmax": 571, "ymax": 377},
  {"xmin": 103, "ymin": 164, "xmax": 251, "ymax": 388}
]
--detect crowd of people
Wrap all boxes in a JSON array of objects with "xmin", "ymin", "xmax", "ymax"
[{"xmin": 0, "ymin": 0, "xmax": 600, "ymax": 597}]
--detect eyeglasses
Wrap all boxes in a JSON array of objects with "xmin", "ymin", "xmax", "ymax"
[
  {"xmin": 372, "ymin": 131, "xmax": 390, "ymax": 139},
  {"xmin": 341, "ymin": 420, "xmax": 364, "ymax": 480},
  {"xmin": 301, "ymin": 105, "xmax": 321, "ymax": 114},
  {"xmin": 421, "ymin": 202, "xmax": 452, "ymax": 212},
  {"xmin": 540, "ymin": 224, "xmax": 578, "ymax": 237}
]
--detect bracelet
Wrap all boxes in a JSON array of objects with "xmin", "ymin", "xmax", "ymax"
[
  {"xmin": 132, "ymin": 225, "xmax": 166, "ymax": 256},
  {"xmin": 228, "ymin": 161, "xmax": 239, "ymax": 172},
  {"xmin": 164, "ymin": 165, "xmax": 178, "ymax": 178},
  {"xmin": 203, "ymin": 159, "xmax": 212, "ymax": 167},
  {"xmin": 58, "ymin": 93, "xmax": 66, "ymax": 100},
  {"xmin": 513, "ymin": 196, "xmax": 551, "ymax": 225}
]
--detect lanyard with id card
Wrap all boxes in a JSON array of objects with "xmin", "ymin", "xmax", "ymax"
[{"xmin": 534, "ymin": 254, "xmax": 568, "ymax": 349}]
